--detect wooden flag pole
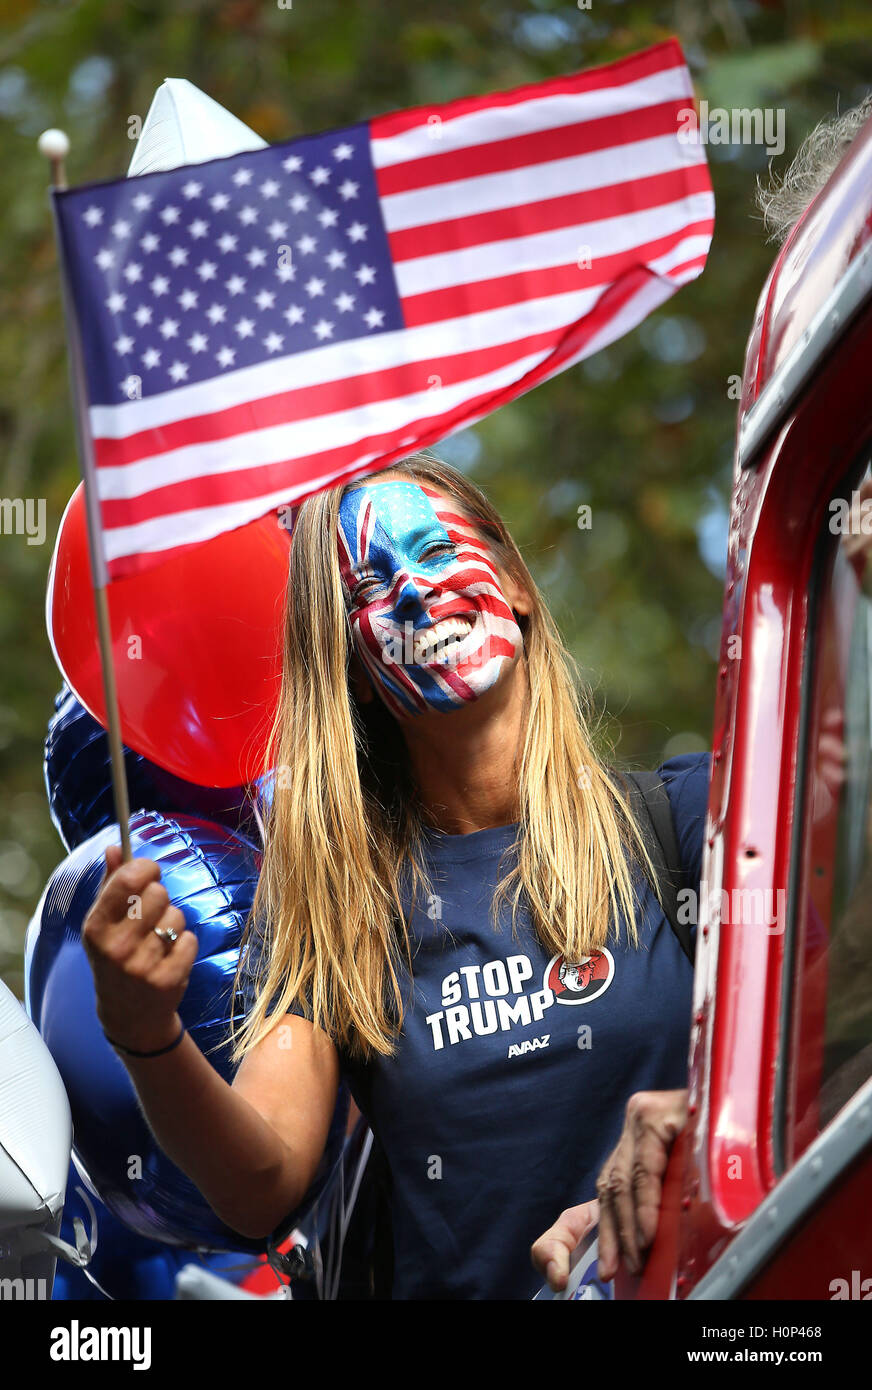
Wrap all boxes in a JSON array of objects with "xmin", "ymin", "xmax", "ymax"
[{"xmin": 39, "ymin": 128, "xmax": 133, "ymax": 861}]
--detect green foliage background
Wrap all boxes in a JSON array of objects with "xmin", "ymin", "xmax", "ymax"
[{"xmin": 1, "ymin": 0, "xmax": 871, "ymax": 997}]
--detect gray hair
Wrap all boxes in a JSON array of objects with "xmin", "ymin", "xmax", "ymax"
[{"xmin": 755, "ymin": 95, "xmax": 872, "ymax": 244}]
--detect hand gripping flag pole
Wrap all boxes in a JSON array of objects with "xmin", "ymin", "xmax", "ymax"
[{"xmin": 39, "ymin": 127, "xmax": 133, "ymax": 860}]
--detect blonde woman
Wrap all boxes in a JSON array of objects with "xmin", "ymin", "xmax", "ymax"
[{"xmin": 83, "ymin": 452, "xmax": 708, "ymax": 1300}]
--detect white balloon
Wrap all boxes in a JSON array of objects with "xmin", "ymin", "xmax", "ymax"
[
  {"xmin": 0, "ymin": 978, "xmax": 71, "ymax": 1232},
  {"xmin": 128, "ymin": 77, "xmax": 267, "ymax": 177}
]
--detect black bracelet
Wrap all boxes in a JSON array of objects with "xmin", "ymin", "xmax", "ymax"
[{"xmin": 103, "ymin": 1022, "xmax": 186, "ymax": 1058}]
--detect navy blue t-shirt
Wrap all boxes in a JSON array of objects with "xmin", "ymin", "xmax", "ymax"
[{"xmin": 240, "ymin": 752, "xmax": 709, "ymax": 1300}]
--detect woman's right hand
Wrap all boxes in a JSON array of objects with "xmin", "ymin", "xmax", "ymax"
[{"xmin": 81, "ymin": 844, "xmax": 199, "ymax": 1053}]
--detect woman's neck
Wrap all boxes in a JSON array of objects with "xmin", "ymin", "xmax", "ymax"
[{"xmin": 399, "ymin": 658, "xmax": 529, "ymax": 835}]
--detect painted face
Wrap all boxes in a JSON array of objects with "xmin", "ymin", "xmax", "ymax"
[{"xmin": 337, "ymin": 480, "xmax": 524, "ymax": 717}]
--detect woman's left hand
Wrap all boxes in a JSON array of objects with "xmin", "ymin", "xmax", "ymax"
[
  {"xmin": 531, "ymin": 1087, "xmax": 689, "ymax": 1292},
  {"xmin": 530, "ymin": 1198, "xmax": 599, "ymax": 1293}
]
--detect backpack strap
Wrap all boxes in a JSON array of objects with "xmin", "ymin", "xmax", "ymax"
[{"xmin": 615, "ymin": 770, "xmax": 694, "ymax": 964}]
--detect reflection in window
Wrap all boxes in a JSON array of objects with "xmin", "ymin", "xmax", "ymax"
[{"xmin": 792, "ymin": 464, "xmax": 872, "ymax": 1156}]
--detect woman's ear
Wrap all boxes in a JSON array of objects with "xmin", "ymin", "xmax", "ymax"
[
  {"xmin": 349, "ymin": 647, "xmax": 375, "ymax": 704},
  {"xmin": 501, "ymin": 569, "xmax": 532, "ymax": 621}
]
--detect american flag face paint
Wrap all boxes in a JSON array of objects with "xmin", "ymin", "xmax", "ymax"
[{"xmin": 337, "ymin": 480, "xmax": 523, "ymax": 718}]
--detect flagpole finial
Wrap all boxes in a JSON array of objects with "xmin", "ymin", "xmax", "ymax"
[{"xmin": 38, "ymin": 128, "xmax": 70, "ymax": 189}]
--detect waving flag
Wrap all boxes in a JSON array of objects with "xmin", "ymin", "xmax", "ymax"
[{"xmin": 53, "ymin": 38, "xmax": 713, "ymax": 580}]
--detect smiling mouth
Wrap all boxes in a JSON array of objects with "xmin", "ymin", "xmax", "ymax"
[{"xmin": 414, "ymin": 614, "xmax": 475, "ymax": 663}]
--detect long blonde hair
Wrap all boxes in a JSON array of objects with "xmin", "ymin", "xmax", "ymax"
[{"xmin": 229, "ymin": 453, "xmax": 659, "ymax": 1064}]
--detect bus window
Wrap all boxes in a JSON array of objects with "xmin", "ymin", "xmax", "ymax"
[{"xmin": 787, "ymin": 462, "xmax": 872, "ymax": 1162}]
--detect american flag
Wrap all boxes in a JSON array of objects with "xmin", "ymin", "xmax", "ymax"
[{"xmin": 53, "ymin": 39, "xmax": 713, "ymax": 581}]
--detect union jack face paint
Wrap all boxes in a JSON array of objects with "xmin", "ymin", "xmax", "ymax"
[{"xmin": 337, "ymin": 480, "xmax": 523, "ymax": 718}]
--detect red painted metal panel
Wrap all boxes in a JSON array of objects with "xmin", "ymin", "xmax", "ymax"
[
  {"xmin": 741, "ymin": 1151, "xmax": 872, "ymax": 1300},
  {"xmin": 639, "ymin": 106, "xmax": 872, "ymax": 1297}
]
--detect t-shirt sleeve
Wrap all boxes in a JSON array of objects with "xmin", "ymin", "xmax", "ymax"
[{"xmin": 655, "ymin": 750, "xmax": 712, "ymax": 893}]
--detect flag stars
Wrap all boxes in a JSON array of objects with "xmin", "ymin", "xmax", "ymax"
[
  {"xmin": 77, "ymin": 136, "xmax": 397, "ymax": 401},
  {"xmin": 119, "ymin": 374, "xmax": 140, "ymax": 397}
]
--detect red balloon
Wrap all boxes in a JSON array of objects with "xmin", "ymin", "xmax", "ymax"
[{"xmin": 47, "ymin": 486, "xmax": 290, "ymax": 787}]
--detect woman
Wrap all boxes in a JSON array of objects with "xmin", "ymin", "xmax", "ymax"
[{"xmin": 84, "ymin": 451, "xmax": 708, "ymax": 1300}]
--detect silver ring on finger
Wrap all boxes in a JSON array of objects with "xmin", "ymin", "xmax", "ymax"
[{"xmin": 153, "ymin": 924, "xmax": 180, "ymax": 945}]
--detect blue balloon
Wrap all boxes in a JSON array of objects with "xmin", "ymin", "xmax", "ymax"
[
  {"xmin": 52, "ymin": 1161, "xmax": 265, "ymax": 1300},
  {"xmin": 26, "ymin": 811, "xmax": 348, "ymax": 1251},
  {"xmin": 44, "ymin": 686, "xmax": 257, "ymax": 852}
]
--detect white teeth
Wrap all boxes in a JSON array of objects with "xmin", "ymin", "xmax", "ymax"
[{"xmin": 415, "ymin": 616, "xmax": 473, "ymax": 659}]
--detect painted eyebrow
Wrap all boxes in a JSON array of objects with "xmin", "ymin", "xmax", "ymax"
[{"xmin": 347, "ymin": 521, "xmax": 452, "ymax": 577}]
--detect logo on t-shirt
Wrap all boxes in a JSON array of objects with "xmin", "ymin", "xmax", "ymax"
[{"xmin": 544, "ymin": 950, "xmax": 614, "ymax": 1004}]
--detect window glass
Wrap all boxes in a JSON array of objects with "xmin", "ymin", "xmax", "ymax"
[{"xmin": 789, "ymin": 463, "xmax": 872, "ymax": 1160}]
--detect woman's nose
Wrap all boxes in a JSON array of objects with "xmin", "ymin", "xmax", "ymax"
[{"xmin": 393, "ymin": 570, "xmax": 434, "ymax": 619}]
